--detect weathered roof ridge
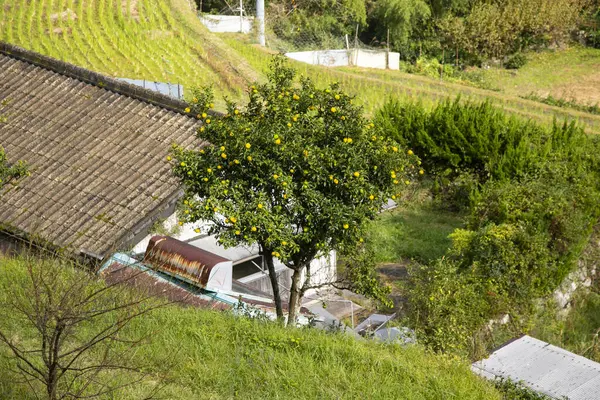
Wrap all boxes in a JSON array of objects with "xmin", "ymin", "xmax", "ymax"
[{"xmin": 0, "ymin": 41, "xmax": 189, "ymax": 114}]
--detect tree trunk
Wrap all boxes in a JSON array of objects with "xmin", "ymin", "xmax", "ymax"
[
  {"xmin": 263, "ymin": 251, "xmax": 284, "ymax": 321},
  {"xmin": 456, "ymin": 46, "xmax": 459, "ymax": 67},
  {"xmin": 286, "ymin": 267, "xmax": 303, "ymax": 326},
  {"xmin": 48, "ymin": 366, "xmax": 58, "ymax": 400}
]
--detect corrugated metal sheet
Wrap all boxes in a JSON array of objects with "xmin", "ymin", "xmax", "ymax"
[
  {"xmin": 472, "ymin": 335, "xmax": 600, "ymax": 400},
  {"xmin": 0, "ymin": 43, "xmax": 205, "ymax": 257},
  {"xmin": 143, "ymin": 235, "xmax": 229, "ymax": 289}
]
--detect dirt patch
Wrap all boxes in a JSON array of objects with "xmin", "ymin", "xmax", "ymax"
[
  {"xmin": 378, "ymin": 262, "xmax": 409, "ymax": 280},
  {"xmin": 47, "ymin": 27, "xmax": 73, "ymax": 35},
  {"xmin": 49, "ymin": 9, "xmax": 77, "ymax": 22},
  {"xmin": 378, "ymin": 261, "xmax": 411, "ymax": 315},
  {"xmin": 550, "ymin": 71, "xmax": 600, "ymax": 105}
]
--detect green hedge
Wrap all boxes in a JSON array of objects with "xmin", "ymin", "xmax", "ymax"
[{"xmin": 376, "ymin": 98, "xmax": 588, "ymax": 182}]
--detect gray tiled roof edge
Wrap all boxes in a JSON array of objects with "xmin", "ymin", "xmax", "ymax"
[{"xmin": 0, "ymin": 41, "xmax": 189, "ymax": 114}]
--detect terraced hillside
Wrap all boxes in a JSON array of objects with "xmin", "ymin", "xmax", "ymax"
[
  {"xmin": 0, "ymin": 0, "xmax": 257, "ymax": 96},
  {"xmin": 2, "ymin": 0, "xmax": 600, "ymax": 134},
  {"xmin": 223, "ymin": 35, "xmax": 600, "ymax": 134}
]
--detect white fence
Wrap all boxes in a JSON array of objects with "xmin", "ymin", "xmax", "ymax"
[
  {"xmin": 285, "ymin": 48, "xmax": 400, "ymax": 70},
  {"xmin": 200, "ymin": 15, "xmax": 254, "ymax": 33}
]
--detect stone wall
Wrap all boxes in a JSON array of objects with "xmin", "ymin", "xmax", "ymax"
[{"xmin": 553, "ymin": 226, "xmax": 600, "ymax": 311}]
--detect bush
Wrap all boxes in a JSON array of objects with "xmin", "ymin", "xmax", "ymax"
[
  {"xmin": 377, "ymin": 98, "xmax": 590, "ymax": 183},
  {"xmin": 505, "ymin": 53, "xmax": 527, "ymax": 69},
  {"xmin": 403, "ymin": 258, "xmax": 490, "ymax": 354},
  {"xmin": 385, "ymin": 98, "xmax": 600, "ymax": 357},
  {"xmin": 432, "ymin": 170, "xmax": 479, "ymax": 212}
]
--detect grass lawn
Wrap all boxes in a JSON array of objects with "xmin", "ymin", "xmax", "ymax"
[
  {"xmin": 0, "ymin": 255, "xmax": 501, "ymax": 400},
  {"xmin": 478, "ymin": 47, "xmax": 600, "ymax": 105},
  {"xmin": 368, "ymin": 204, "xmax": 463, "ymax": 264}
]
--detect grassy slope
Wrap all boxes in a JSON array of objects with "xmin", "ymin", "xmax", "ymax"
[
  {"xmin": 479, "ymin": 47, "xmax": 600, "ymax": 105},
  {"xmin": 0, "ymin": 255, "xmax": 501, "ymax": 399},
  {"xmin": 0, "ymin": 0, "xmax": 257, "ymax": 97},
  {"xmin": 222, "ymin": 35, "xmax": 600, "ymax": 134}
]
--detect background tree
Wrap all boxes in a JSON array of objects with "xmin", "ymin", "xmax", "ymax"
[
  {"xmin": 269, "ymin": 0, "xmax": 367, "ymax": 50},
  {"xmin": 371, "ymin": 0, "xmax": 431, "ymax": 57},
  {"xmin": 0, "ymin": 256, "xmax": 168, "ymax": 400},
  {"xmin": 171, "ymin": 56, "xmax": 419, "ymax": 324},
  {"xmin": 437, "ymin": 13, "xmax": 466, "ymax": 66}
]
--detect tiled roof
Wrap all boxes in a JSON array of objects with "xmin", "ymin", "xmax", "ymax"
[{"xmin": 0, "ymin": 42, "xmax": 205, "ymax": 258}]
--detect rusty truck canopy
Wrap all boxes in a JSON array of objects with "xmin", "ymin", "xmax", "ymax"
[{"xmin": 143, "ymin": 235, "xmax": 233, "ymax": 292}]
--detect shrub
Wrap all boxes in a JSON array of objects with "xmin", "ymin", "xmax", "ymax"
[
  {"xmin": 377, "ymin": 98, "xmax": 590, "ymax": 183},
  {"xmin": 386, "ymin": 98, "xmax": 600, "ymax": 357},
  {"xmin": 431, "ymin": 170, "xmax": 479, "ymax": 212},
  {"xmin": 403, "ymin": 258, "xmax": 490, "ymax": 354},
  {"xmin": 505, "ymin": 53, "xmax": 527, "ymax": 69}
]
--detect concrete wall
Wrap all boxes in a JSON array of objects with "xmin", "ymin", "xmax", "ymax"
[
  {"xmin": 285, "ymin": 50, "xmax": 350, "ymax": 67},
  {"xmin": 353, "ymin": 49, "xmax": 400, "ymax": 70},
  {"xmin": 200, "ymin": 15, "xmax": 253, "ymax": 33},
  {"xmin": 285, "ymin": 49, "xmax": 400, "ymax": 70}
]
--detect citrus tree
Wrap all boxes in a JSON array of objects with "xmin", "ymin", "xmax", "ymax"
[{"xmin": 171, "ymin": 56, "xmax": 419, "ymax": 324}]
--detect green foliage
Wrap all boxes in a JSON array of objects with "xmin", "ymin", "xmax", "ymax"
[
  {"xmin": 403, "ymin": 258, "xmax": 490, "ymax": 354},
  {"xmin": 0, "ymin": 146, "xmax": 27, "ymax": 189},
  {"xmin": 523, "ymin": 93, "xmax": 600, "ymax": 115},
  {"xmin": 1, "ymin": 101, "xmax": 28, "ymax": 188},
  {"xmin": 0, "ymin": 256, "xmax": 504, "ymax": 400},
  {"xmin": 458, "ymin": 0, "xmax": 587, "ymax": 60},
  {"xmin": 371, "ymin": 0, "xmax": 431, "ymax": 55},
  {"xmin": 174, "ymin": 56, "xmax": 415, "ymax": 258},
  {"xmin": 381, "ymin": 98, "xmax": 600, "ymax": 356},
  {"xmin": 268, "ymin": 0, "xmax": 366, "ymax": 50},
  {"xmin": 494, "ymin": 378, "xmax": 553, "ymax": 400},
  {"xmin": 337, "ymin": 246, "xmax": 393, "ymax": 307},
  {"xmin": 505, "ymin": 53, "xmax": 527, "ymax": 69},
  {"xmin": 376, "ymin": 97, "xmax": 590, "ymax": 184},
  {"xmin": 404, "ymin": 56, "xmax": 456, "ymax": 78},
  {"xmin": 431, "ymin": 170, "xmax": 479, "ymax": 212},
  {"xmin": 530, "ymin": 226, "xmax": 600, "ymax": 363}
]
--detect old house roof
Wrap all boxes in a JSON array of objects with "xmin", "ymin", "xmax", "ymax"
[{"xmin": 0, "ymin": 42, "xmax": 205, "ymax": 259}]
